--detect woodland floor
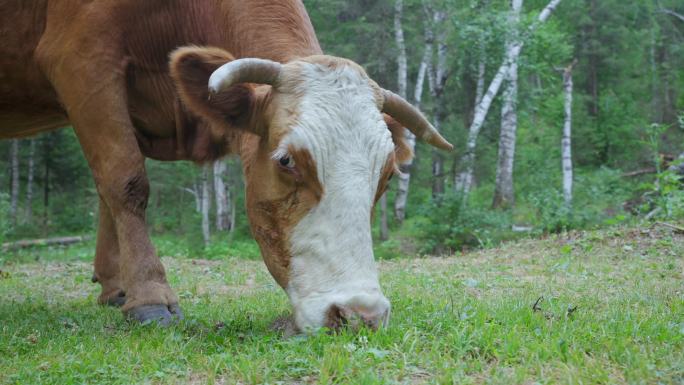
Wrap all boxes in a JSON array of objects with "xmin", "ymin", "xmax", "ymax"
[{"xmin": 1, "ymin": 225, "xmax": 683, "ymax": 384}]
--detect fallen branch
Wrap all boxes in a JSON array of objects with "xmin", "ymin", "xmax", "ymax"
[
  {"xmin": 621, "ymin": 167, "xmax": 657, "ymax": 177},
  {"xmin": 1, "ymin": 235, "xmax": 91, "ymax": 251},
  {"xmin": 655, "ymin": 222, "xmax": 684, "ymax": 234}
]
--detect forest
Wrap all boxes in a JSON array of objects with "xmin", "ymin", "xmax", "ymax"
[{"xmin": 1, "ymin": 0, "xmax": 683, "ymax": 256}]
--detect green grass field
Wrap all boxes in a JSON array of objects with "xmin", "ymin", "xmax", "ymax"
[{"xmin": 1, "ymin": 225, "xmax": 683, "ymax": 384}]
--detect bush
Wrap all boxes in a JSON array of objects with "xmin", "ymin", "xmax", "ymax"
[
  {"xmin": 410, "ymin": 192, "xmax": 512, "ymax": 255},
  {"xmin": 0, "ymin": 193, "xmax": 10, "ymax": 245},
  {"xmin": 527, "ymin": 188, "xmax": 577, "ymax": 233},
  {"xmin": 640, "ymin": 161, "xmax": 684, "ymax": 220}
]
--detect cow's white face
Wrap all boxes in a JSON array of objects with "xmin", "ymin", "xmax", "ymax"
[
  {"xmin": 271, "ymin": 59, "xmax": 395, "ymax": 331},
  {"xmin": 171, "ymin": 48, "xmax": 448, "ymax": 333}
]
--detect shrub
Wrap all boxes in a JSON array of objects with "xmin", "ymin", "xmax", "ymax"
[
  {"xmin": 411, "ymin": 192, "xmax": 512, "ymax": 255},
  {"xmin": 0, "ymin": 193, "xmax": 10, "ymax": 245}
]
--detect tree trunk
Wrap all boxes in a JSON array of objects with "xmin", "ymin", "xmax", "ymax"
[
  {"xmin": 201, "ymin": 165, "xmax": 211, "ymax": 247},
  {"xmin": 394, "ymin": 24, "xmax": 431, "ymax": 223},
  {"xmin": 561, "ymin": 61, "xmax": 576, "ymax": 207},
  {"xmin": 454, "ymin": 39, "xmax": 487, "ymax": 195},
  {"xmin": 9, "ymin": 139, "xmax": 20, "ymax": 225},
  {"xmin": 455, "ymin": 0, "xmax": 563, "ymax": 197},
  {"xmin": 424, "ymin": 4, "xmax": 448, "ymax": 198},
  {"xmin": 376, "ymin": 0, "xmax": 409, "ymax": 238},
  {"xmin": 394, "ymin": 0, "xmax": 407, "ymax": 99},
  {"xmin": 42, "ymin": 135, "xmax": 51, "ymax": 232},
  {"xmin": 492, "ymin": 0, "xmax": 523, "ymax": 209},
  {"xmin": 25, "ymin": 139, "xmax": 36, "ymax": 223},
  {"xmin": 213, "ymin": 160, "xmax": 231, "ymax": 232}
]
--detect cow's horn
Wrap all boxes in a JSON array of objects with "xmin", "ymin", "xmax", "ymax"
[
  {"xmin": 208, "ymin": 58, "xmax": 282, "ymax": 93},
  {"xmin": 381, "ymin": 89, "xmax": 453, "ymax": 151}
]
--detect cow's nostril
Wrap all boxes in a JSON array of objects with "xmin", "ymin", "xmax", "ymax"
[
  {"xmin": 325, "ymin": 304, "xmax": 350, "ymax": 331},
  {"xmin": 325, "ymin": 304, "xmax": 389, "ymax": 332}
]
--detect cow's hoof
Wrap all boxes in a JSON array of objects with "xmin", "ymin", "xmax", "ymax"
[
  {"xmin": 105, "ymin": 291, "xmax": 127, "ymax": 307},
  {"xmin": 125, "ymin": 304, "xmax": 184, "ymax": 326}
]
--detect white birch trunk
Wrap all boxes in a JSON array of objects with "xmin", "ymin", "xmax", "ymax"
[
  {"xmin": 394, "ymin": 0, "xmax": 408, "ymax": 99},
  {"xmin": 213, "ymin": 160, "xmax": 231, "ymax": 232},
  {"xmin": 394, "ymin": 49, "xmax": 429, "ymax": 222},
  {"xmin": 393, "ymin": 0, "xmax": 416, "ymax": 223},
  {"xmin": 455, "ymin": 0, "xmax": 563, "ymax": 196},
  {"xmin": 201, "ymin": 165, "xmax": 211, "ymax": 246},
  {"xmin": 561, "ymin": 61, "xmax": 576, "ymax": 207},
  {"xmin": 25, "ymin": 139, "xmax": 35, "ymax": 222},
  {"xmin": 9, "ymin": 139, "xmax": 20, "ymax": 225},
  {"xmin": 493, "ymin": 0, "xmax": 523, "ymax": 209},
  {"xmin": 378, "ymin": 0, "xmax": 409, "ymax": 238}
]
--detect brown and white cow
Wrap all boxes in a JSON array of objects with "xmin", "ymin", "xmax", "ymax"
[{"xmin": 0, "ymin": 0, "xmax": 451, "ymax": 332}]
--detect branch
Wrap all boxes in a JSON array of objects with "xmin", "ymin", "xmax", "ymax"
[
  {"xmin": 659, "ymin": 8, "xmax": 684, "ymax": 23},
  {"xmin": 621, "ymin": 167, "xmax": 657, "ymax": 177},
  {"xmin": 2, "ymin": 236, "xmax": 91, "ymax": 251},
  {"xmin": 655, "ymin": 222, "xmax": 684, "ymax": 234}
]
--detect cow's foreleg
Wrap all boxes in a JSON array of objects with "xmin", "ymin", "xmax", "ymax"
[
  {"xmin": 93, "ymin": 198, "xmax": 126, "ymax": 307},
  {"xmin": 36, "ymin": 52, "xmax": 181, "ymax": 326}
]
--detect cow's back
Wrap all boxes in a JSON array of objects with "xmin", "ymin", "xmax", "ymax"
[
  {"xmin": 0, "ymin": 0, "xmax": 68, "ymax": 138},
  {"xmin": 0, "ymin": 0, "xmax": 322, "ymax": 139}
]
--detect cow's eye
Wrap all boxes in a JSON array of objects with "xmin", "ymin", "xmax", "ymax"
[{"xmin": 278, "ymin": 155, "xmax": 296, "ymax": 169}]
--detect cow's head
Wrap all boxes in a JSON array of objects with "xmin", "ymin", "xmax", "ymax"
[{"xmin": 170, "ymin": 47, "xmax": 452, "ymax": 333}]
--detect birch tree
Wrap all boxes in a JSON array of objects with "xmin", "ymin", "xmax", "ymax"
[
  {"xmin": 492, "ymin": 0, "xmax": 523, "ymax": 209},
  {"xmin": 394, "ymin": 5, "xmax": 431, "ymax": 223},
  {"xmin": 213, "ymin": 160, "xmax": 232, "ymax": 232},
  {"xmin": 560, "ymin": 60, "xmax": 577, "ymax": 207},
  {"xmin": 378, "ymin": 0, "xmax": 409, "ymax": 240},
  {"xmin": 455, "ymin": 0, "xmax": 563, "ymax": 197}
]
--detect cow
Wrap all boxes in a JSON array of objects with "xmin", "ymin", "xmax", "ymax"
[{"xmin": 0, "ymin": 0, "xmax": 452, "ymax": 332}]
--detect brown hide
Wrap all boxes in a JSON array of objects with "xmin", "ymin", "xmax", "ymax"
[{"xmin": 0, "ymin": 0, "xmax": 321, "ymax": 150}]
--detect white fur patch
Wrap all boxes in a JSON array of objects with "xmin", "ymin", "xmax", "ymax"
[{"xmin": 277, "ymin": 61, "xmax": 394, "ymax": 331}]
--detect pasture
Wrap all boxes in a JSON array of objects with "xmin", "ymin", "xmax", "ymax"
[{"xmin": 1, "ymin": 225, "xmax": 682, "ymax": 384}]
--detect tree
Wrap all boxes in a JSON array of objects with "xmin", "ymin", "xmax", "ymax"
[
  {"xmin": 492, "ymin": 0, "xmax": 523, "ymax": 209},
  {"xmin": 423, "ymin": 1, "xmax": 449, "ymax": 197},
  {"xmin": 25, "ymin": 139, "xmax": 36, "ymax": 222},
  {"xmin": 213, "ymin": 160, "xmax": 232, "ymax": 232},
  {"xmin": 394, "ymin": 1, "xmax": 431, "ymax": 223},
  {"xmin": 560, "ymin": 59, "xmax": 577, "ymax": 207},
  {"xmin": 455, "ymin": 0, "xmax": 563, "ymax": 197}
]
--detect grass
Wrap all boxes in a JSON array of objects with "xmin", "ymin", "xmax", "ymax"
[{"xmin": 1, "ymin": 224, "xmax": 683, "ymax": 384}]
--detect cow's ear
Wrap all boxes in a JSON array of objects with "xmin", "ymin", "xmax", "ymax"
[
  {"xmin": 170, "ymin": 47, "xmax": 268, "ymax": 137},
  {"xmin": 384, "ymin": 115, "xmax": 413, "ymax": 164}
]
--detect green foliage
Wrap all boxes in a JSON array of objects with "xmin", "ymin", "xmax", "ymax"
[
  {"xmin": 0, "ymin": 193, "xmax": 10, "ymax": 245},
  {"xmin": 411, "ymin": 192, "xmax": 512, "ymax": 254},
  {"xmin": 155, "ymin": 234, "xmax": 261, "ymax": 261},
  {"xmin": 636, "ymin": 122, "xmax": 684, "ymax": 220}
]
